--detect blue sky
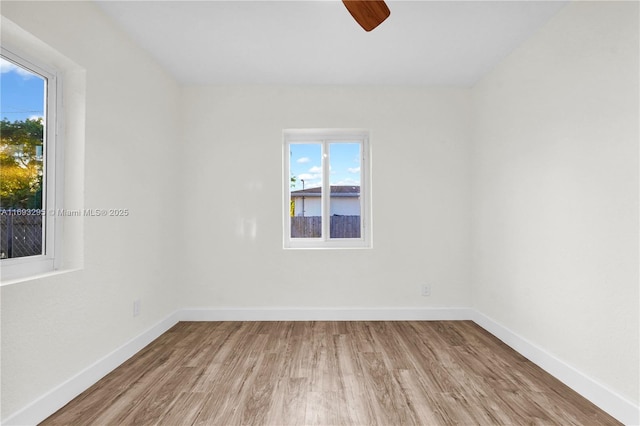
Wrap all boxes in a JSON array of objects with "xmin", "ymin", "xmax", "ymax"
[
  {"xmin": 290, "ymin": 142, "xmax": 361, "ymax": 191},
  {"xmin": 0, "ymin": 57, "xmax": 45, "ymax": 123}
]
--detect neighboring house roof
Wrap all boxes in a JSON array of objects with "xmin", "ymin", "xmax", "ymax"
[{"xmin": 291, "ymin": 185, "xmax": 359, "ymax": 197}]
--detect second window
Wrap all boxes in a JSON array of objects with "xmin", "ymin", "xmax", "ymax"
[{"xmin": 284, "ymin": 129, "xmax": 370, "ymax": 248}]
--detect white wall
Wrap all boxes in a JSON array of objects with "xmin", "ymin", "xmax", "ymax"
[
  {"xmin": 0, "ymin": 1, "xmax": 182, "ymax": 419},
  {"xmin": 292, "ymin": 195, "xmax": 321, "ymax": 216},
  {"xmin": 179, "ymin": 86, "xmax": 472, "ymax": 309},
  {"xmin": 471, "ymin": 0, "xmax": 639, "ymax": 407},
  {"xmin": 330, "ymin": 197, "xmax": 360, "ymax": 216},
  {"xmin": 292, "ymin": 196, "xmax": 360, "ymax": 216}
]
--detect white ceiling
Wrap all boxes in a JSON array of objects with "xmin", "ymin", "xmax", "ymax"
[{"xmin": 96, "ymin": 0, "xmax": 567, "ymax": 86}]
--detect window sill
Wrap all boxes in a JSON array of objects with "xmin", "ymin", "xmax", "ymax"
[
  {"xmin": 0, "ymin": 267, "xmax": 82, "ymax": 287},
  {"xmin": 284, "ymin": 240, "xmax": 372, "ymax": 249}
]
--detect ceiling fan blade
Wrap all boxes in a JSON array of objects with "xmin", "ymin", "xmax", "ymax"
[{"xmin": 342, "ymin": 0, "xmax": 390, "ymax": 32}]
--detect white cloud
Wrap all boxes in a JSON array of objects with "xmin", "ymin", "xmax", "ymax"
[
  {"xmin": 308, "ymin": 166, "xmax": 322, "ymax": 173},
  {"xmin": 297, "ymin": 157, "xmax": 310, "ymax": 164},
  {"xmin": 303, "ymin": 182, "xmax": 322, "ymax": 189},
  {"xmin": 347, "ymin": 167, "xmax": 361, "ymax": 174},
  {"xmin": 0, "ymin": 58, "xmax": 37, "ymax": 79},
  {"xmin": 333, "ymin": 178, "xmax": 360, "ymax": 186},
  {"xmin": 297, "ymin": 173, "xmax": 321, "ymax": 181}
]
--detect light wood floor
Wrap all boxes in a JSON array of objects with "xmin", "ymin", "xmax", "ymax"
[{"xmin": 42, "ymin": 321, "xmax": 620, "ymax": 425}]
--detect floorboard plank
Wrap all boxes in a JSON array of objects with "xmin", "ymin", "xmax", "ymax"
[{"xmin": 40, "ymin": 321, "xmax": 621, "ymax": 426}]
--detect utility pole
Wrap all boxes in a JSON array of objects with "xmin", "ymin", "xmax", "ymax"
[{"xmin": 301, "ymin": 179, "xmax": 305, "ymax": 217}]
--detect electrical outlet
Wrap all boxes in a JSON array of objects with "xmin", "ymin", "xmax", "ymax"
[
  {"xmin": 421, "ymin": 285, "xmax": 431, "ymax": 297},
  {"xmin": 133, "ymin": 299, "xmax": 141, "ymax": 317}
]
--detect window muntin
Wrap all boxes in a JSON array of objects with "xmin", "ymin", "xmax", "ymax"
[
  {"xmin": 284, "ymin": 130, "xmax": 370, "ymax": 249},
  {"xmin": 1, "ymin": 49, "xmax": 58, "ymax": 276}
]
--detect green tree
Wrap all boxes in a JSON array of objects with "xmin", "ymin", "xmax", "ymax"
[{"xmin": 0, "ymin": 118, "xmax": 44, "ymax": 209}]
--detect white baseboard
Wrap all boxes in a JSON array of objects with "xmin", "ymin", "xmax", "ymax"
[
  {"xmin": 471, "ymin": 311, "xmax": 639, "ymax": 426},
  {"xmin": 4, "ymin": 308, "xmax": 638, "ymax": 426},
  {"xmin": 2, "ymin": 311, "xmax": 181, "ymax": 426},
  {"xmin": 180, "ymin": 306, "xmax": 474, "ymax": 321}
]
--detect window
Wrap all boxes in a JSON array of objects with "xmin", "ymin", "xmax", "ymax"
[
  {"xmin": 1, "ymin": 16, "xmax": 85, "ymax": 283},
  {"xmin": 284, "ymin": 129, "xmax": 371, "ymax": 248},
  {"xmin": 1, "ymin": 48, "xmax": 59, "ymax": 278}
]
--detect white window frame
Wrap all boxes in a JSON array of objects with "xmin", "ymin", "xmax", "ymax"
[
  {"xmin": 283, "ymin": 129, "xmax": 372, "ymax": 249},
  {"xmin": 1, "ymin": 48, "xmax": 62, "ymax": 280}
]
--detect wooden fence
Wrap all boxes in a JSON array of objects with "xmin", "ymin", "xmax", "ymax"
[{"xmin": 291, "ymin": 215, "xmax": 361, "ymax": 238}]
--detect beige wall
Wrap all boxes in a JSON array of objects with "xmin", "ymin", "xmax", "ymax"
[
  {"xmin": 179, "ymin": 85, "xmax": 472, "ymax": 309},
  {"xmin": 471, "ymin": 0, "xmax": 639, "ymax": 405},
  {"xmin": 1, "ymin": 1, "xmax": 182, "ymax": 418}
]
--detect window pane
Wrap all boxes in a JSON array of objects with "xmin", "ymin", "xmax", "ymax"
[
  {"xmin": 0, "ymin": 57, "xmax": 46, "ymax": 259},
  {"xmin": 329, "ymin": 142, "xmax": 361, "ymax": 239},
  {"xmin": 289, "ymin": 143, "xmax": 322, "ymax": 238}
]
